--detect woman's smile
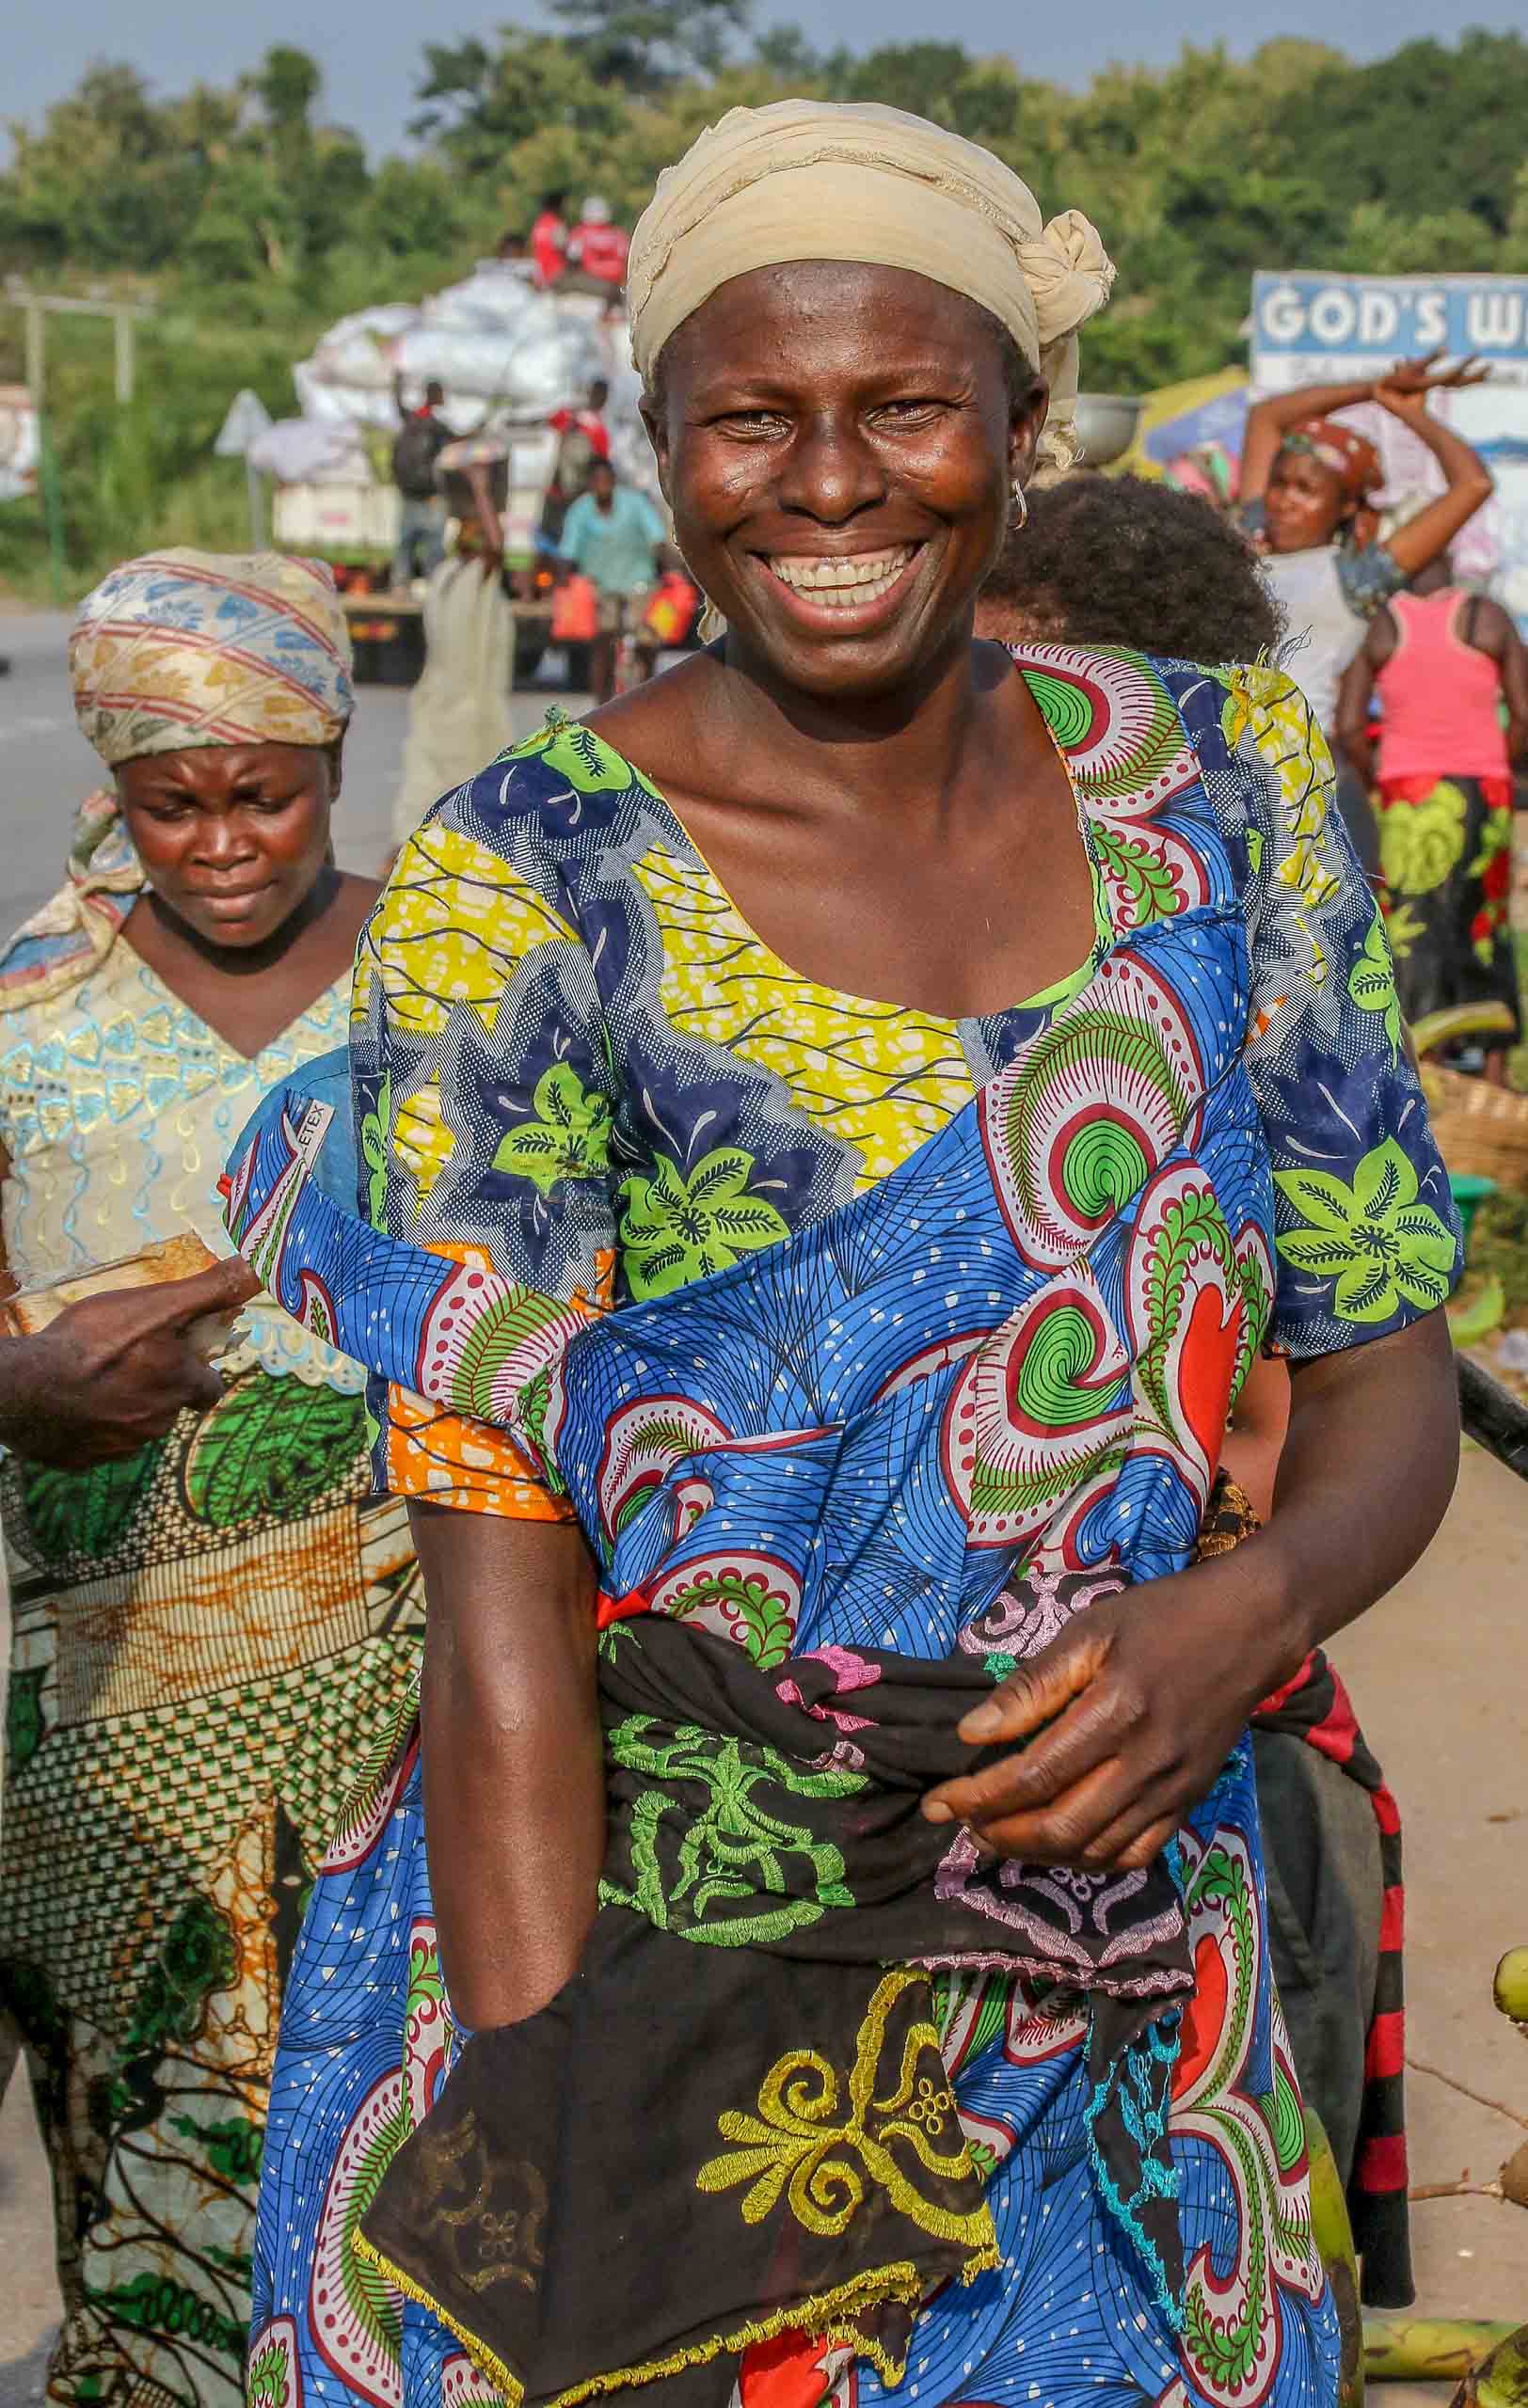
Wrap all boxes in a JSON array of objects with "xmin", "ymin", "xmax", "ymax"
[{"xmin": 755, "ymin": 540, "xmax": 928, "ymax": 626}]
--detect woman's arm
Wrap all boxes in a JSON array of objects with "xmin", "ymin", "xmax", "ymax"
[
  {"xmin": 0, "ymin": 1255, "xmax": 261, "ymax": 1465},
  {"xmin": 1493, "ymin": 610, "xmax": 1528, "ymax": 768},
  {"xmin": 1334, "ymin": 628, "xmax": 1384, "ymax": 785},
  {"xmin": 410, "ymin": 1503, "xmax": 605, "ymax": 2030},
  {"xmin": 1238, "ymin": 376, "xmax": 1378, "ymax": 503},
  {"xmin": 1374, "ymin": 385, "xmax": 1493, "ymax": 578},
  {"xmin": 923, "ymin": 1308, "xmax": 1457, "ymax": 1866}
]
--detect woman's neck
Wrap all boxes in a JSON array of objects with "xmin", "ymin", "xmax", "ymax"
[{"xmin": 703, "ymin": 620, "xmax": 1011, "ymax": 821}]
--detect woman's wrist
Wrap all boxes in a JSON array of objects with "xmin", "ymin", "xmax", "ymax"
[{"xmin": 1187, "ymin": 1521, "xmax": 1316, "ymax": 1709}]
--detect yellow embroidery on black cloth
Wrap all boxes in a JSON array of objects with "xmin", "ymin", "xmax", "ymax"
[{"xmin": 698, "ymin": 1969, "xmax": 998, "ymax": 2253}]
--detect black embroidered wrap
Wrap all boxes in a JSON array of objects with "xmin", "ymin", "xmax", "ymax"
[{"xmin": 357, "ymin": 1621, "xmax": 1193, "ymax": 2407}]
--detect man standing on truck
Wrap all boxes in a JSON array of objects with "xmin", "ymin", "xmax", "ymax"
[
  {"xmin": 557, "ymin": 458, "xmax": 669, "ymax": 703},
  {"xmin": 565, "ymin": 198, "xmax": 629, "ymax": 293},
  {"xmin": 390, "ymin": 377, "xmax": 451, "ymax": 589},
  {"xmin": 531, "ymin": 191, "xmax": 571, "ymax": 288}
]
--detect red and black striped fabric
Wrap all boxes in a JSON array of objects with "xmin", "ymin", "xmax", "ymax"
[
  {"xmin": 1197, "ymin": 1474, "xmax": 1410, "ymax": 2307},
  {"xmin": 1253, "ymin": 1646, "xmax": 1409, "ymax": 2305}
]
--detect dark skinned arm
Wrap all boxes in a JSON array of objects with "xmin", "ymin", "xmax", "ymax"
[
  {"xmin": 1493, "ymin": 610, "xmax": 1528, "ymax": 769},
  {"xmin": 1334, "ymin": 629, "xmax": 1382, "ymax": 787},
  {"xmin": 1373, "ymin": 387, "xmax": 1493, "ymax": 579},
  {"xmin": 1239, "ymin": 353, "xmax": 1488, "ymax": 510},
  {"xmin": 924, "ymin": 1309, "xmax": 1458, "ymax": 1866},
  {"xmin": 410, "ymin": 1503, "xmax": 605, "ymax": 2030}
]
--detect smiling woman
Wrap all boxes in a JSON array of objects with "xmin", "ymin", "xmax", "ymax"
[
  {"xmin": 0, "ymin": 550, "xmax": 423, "ymax": 2408},
  {"xmin": 228, "ymin": 102, "xmax": 1461, "ymax": 2408}
]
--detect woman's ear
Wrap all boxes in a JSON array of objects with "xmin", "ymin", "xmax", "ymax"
[
  {"xmin": 1008, "ymin": 379, "xmax": 1049, "ymax": 492},
  {"xmin": 326, "ymin": 734, "xmax": 346, "ymax": 805}
]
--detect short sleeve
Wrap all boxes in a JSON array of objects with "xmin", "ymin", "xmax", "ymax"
[
  {"xmin": 1227, "ymin": 664, "xmax": 1462, "ymax": 1359},
  {"xmin": 351, "ymin": 800, "xmax": 618, "ymax": 1516}
]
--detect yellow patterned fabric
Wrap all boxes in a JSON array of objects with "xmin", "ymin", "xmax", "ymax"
[{"xmin": 351, "ymin": 710, "xmax": 1112, "ymax": 1516}]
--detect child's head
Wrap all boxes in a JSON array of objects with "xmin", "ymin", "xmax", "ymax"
[{"xmin": 979, "ymin": 472, "xmax": 1283, "ymax": 664}]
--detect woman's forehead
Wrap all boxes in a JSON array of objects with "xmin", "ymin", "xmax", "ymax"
[
  {"xmin": 118, "ymin": 740, "xmax": 319, "ymax": 789},
  {"xmin": 665, "ymin": 261, "xmax": 997, "ymax": 381}
]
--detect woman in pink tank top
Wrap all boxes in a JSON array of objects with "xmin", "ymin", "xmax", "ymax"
[{"xmin": 1336, "ymin": 558, "xmax": 1528, "ymax": 1082}]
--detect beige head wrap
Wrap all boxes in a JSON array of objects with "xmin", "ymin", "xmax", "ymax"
[{"xmin": 628, "ymin": 100, "xmax": 1114, "ymax": 471}]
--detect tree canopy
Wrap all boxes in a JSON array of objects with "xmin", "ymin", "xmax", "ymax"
[
  {"xmin": 4, "ymin": 21, "xmax": 1524, "ymax": 389},
  {"xmin": 1, "ymin": 18, "xmax": 1523, "ymax": 592}
]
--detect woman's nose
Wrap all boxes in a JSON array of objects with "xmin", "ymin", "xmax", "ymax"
[
  {"xmin": 776, "ymin": 413, "xmax": 886, "ymax": 524},
  {"xmin": 194, "ymin": 816, "xmax": 258, "ymax": 863}
]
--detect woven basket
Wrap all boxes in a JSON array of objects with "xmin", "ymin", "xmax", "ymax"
[{"xmin": 1423, "ymin": 1066, "xmax": 1528, "ymax": 1192}]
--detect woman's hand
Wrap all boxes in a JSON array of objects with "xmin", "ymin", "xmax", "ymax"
[
  {"xmin": 1377, "ymin": 350, "xmax": 1488, "ymax": 405},
  {"xmin": 922, "ymin": 1556, "xmax": 1282, "ymax": 1871},
  {"xmin": 0, "ymin": 1257, "xmax": 260, "ymax": 1466}
]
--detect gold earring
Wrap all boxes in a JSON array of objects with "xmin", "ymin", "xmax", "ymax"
[{"xmin": 1011, "ymin": 481, "xmax": 1029, "ymax": 530}]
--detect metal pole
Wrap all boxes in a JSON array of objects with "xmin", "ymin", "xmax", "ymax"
[
  {"xmin": 24, "ymin": 299, "xmax": 44, "ymax": 406},
  {"xmin": 37, "ymin": 416, "xmax": 67, "ymax": 606},
  {"xmin": 114, "ymin": 309, "xmax": 135, "ymax": 405},
  {"xmin": 246, "ymin": 458, "xmax": 268, "ymax": 548}
]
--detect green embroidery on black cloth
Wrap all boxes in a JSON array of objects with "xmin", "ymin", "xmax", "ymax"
[{"xmin": 599, "ymin": 1717, "xmax": 863, "ymax": 1943}]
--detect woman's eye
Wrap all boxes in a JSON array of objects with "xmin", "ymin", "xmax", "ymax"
[
  {"xmin": 713, "ymin": 408, "xmax": 789, "ymax": 436},
  {"xmin": 875, "ymin": 399, "xmax": 947, "ymax": 427}
]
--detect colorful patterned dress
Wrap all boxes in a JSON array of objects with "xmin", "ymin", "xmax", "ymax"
[
  {"xmin": 231, "ymin": 649, "xmax": 1458, "ymax": 2408},
  {"xmin": 0, "ymin": 939, "xmax": 425, "ymax": 2408}
]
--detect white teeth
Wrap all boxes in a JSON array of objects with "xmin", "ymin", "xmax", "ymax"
[{"xmin": 766, "ymin": 546, "xmax": 915, "ymax": 600}]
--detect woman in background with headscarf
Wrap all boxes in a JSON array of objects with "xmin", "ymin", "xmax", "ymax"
[
  {"xmin": 1235, "ymin": 356, "xmax": 1493, "ymax": 870},
  {"xmin": 232, "ymin": 102, "xmax": 1459, "ymax": 2408},
  {"xmin": 0, "ymin": 551, "xmax": 424, "ymax": 2408},
  {"xmin": 390, "ymin": 436, "xmax": 518, "ymax": 851}
]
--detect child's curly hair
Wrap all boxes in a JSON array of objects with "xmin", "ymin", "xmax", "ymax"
[{"xmin": 982, "ymin": 473, "xmax": 1285, "ymax": 665}]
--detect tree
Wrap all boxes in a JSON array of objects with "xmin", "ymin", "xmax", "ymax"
[
  {"xmin": 411, "ymin": 33, "xmax": 627, "ymax": 167},
  {"xmin": 546, "ymin": 0, "xmax": 755, "ymax": 90}
]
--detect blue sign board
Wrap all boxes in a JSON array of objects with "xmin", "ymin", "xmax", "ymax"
[{"xmin": 1252, "ymin": 273, "xmax": 1528, "ymax": 367}]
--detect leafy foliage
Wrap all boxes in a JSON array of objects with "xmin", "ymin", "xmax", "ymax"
[{"xmin": 2, "ymin": 25, "xmax": 1525, "ymax": 596}]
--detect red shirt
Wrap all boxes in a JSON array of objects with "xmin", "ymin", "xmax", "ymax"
[
  {"xmin": 531, "ymin": 210, "xmax": 568, "ymax": 287},
  {"xmin": 568, "ymin": 220, "xmax": 629, "ymax": 285}
]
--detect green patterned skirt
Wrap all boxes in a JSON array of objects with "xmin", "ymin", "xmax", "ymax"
[{"xmin": 0, "ymin": 1367, "xmax": 423, "ymax": 2408}]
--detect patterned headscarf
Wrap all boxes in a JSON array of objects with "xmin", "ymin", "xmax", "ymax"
[
  {"xmin": 627, "ymin": 101, "xmax": 1114, "ymax": 475},
  {"xmin": 1, "ymin": 550, "xmax": 353, "ymax": 1009},
  {"xmin": 1279, "ymin": 419, "xmax": 1383, "ymax": 509},
  {"xmin": 70, "ymin": 547, "xmax": 353, "ymax": 767}
]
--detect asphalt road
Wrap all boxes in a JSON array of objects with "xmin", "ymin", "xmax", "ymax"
[{"xmin": 0, "ymin": 609, "xmax": 589, "ymax": 931}]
